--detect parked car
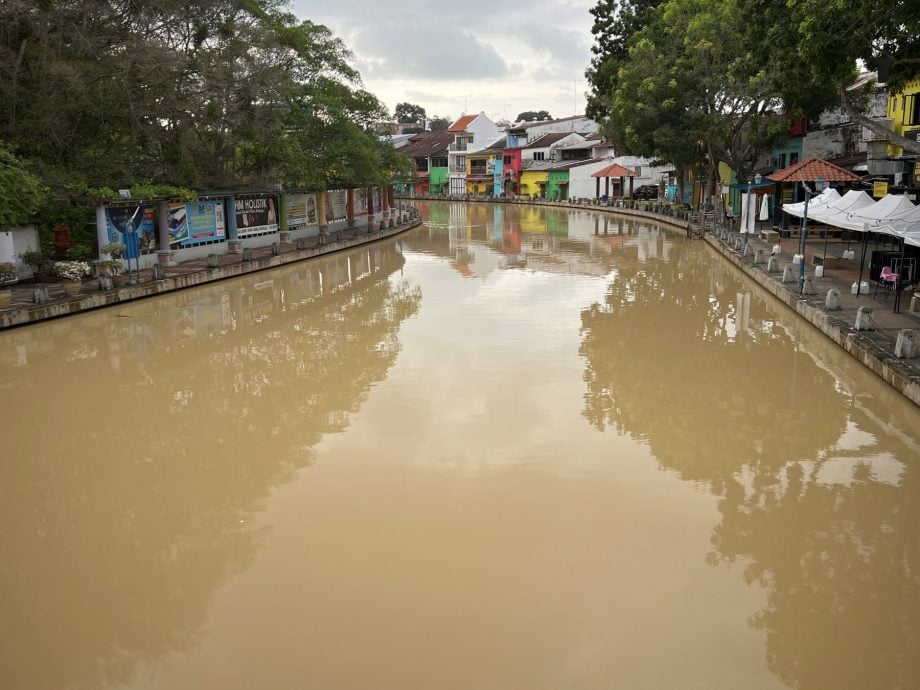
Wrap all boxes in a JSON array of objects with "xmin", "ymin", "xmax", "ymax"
[{"xmin": 632, "ymin": 184, "xmax": 659, "ymax": 200}]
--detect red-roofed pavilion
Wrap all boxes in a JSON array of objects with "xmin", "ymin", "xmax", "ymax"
[{"xmin": 592, "ymin": 163, "xmax": 638, "ymax": 200}]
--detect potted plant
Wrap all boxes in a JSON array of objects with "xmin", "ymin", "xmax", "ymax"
[
  {"xmin": 51, "ymin": 260, "xmax": 92, "ymax": 296},
  {"xmin": 0, "ymin": 262, "xmax": 16, "ymax": 284},
  {"xmin": 19, "ymin": 249, "xmax": 49, "ymax": 280},
  {"xmin": 99, "ymin": 243, "xmax": 126, "ymax": 278}
]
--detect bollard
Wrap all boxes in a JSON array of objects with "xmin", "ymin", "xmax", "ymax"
[
  {"xmin": 271, "ymin": 242, "xmax": 280, "ymax": 256},
  {"xmin": 752, "ymin": 249, "xmax": 764, "ymax": 265},
  {"xmin": 32, "ymin": 285, "xmax": 49, "ymax": 303},
  {"xmin": 782, "ymin": 264, "xmax": 795, "ymax": 283},
  {"xmin": 242, "ymin": 248, "xmax": 253, "ymax": 262},
  {"xmin": 151, "ymin": 263, "xmax": 166, "ymax": 280},
  {"xmin": 767, "ymin": 256, "xmax": 780, "ymax": 273},
  {"xmin": 98, "ymin": 275, "xmax": 114, "ymax": 291},
  {"xmin": 895, "ymin": 330, "xmax": 919, "ymax": 359},
  {"xmin": 207, "ymin": 254, "xmax": 219, "ymax": 268},
  {"xmin": 825, "ymin": 288, "xmax": 841, "ymax": 310},
  {"xmin": 855, "ymin": 306, "xmax": 877, "ymax": 331},
  {"xmin": 742, "ymin": 243, "xmax": 752, "ymax": 257},
  {"xmin": 296, "ymin": 238, "xmax": 307, "ymax": 250},
  {"xmin": 802, "ymin": 275, "xmax": 817, "ymax": 295},
  {"xmin": 911, "ymin": 293, "xmax": 920, "ymax": 314}
]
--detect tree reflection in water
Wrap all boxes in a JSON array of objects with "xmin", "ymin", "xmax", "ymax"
[
  {"xmin": 0, "ymin": 243, "xmax": 420, "ymax": 690},
  {"xmin": 580, "ymin": 238, "xmax": 920, "ymax": 689}
]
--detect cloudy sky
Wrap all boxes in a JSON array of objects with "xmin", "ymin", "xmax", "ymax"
[{"xmin": 291, "ymin": 0, "xmax": 597, "ymax": 124}]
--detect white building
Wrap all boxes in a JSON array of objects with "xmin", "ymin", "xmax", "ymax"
[{"xmin": 447, "ymin": 112, "xmax": 503, "ymax": 195}]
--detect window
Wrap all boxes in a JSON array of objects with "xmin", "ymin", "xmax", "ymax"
[
  {"xmin": 634, "ymin": 166, "xmax": 642, "ymax": 176},
  {"xmin": 910, "ymin": 94, "xmax": 920, "ymax": 126},
  {"xmin": 503, "ymin": 155, "xmax": 512, "ymax": 165},
  {"xmin": 431, "ymin": 157, "xmax": 447, "ymax": 168},
  {"xmin": 453, "ymin": 155, "xmax": 466, "ymax": 173},
  {"xmin": 790, "ymin": 152, "xmax": 799, "ymax": 165},
  {"xmin": 533, "ymin": 151, "xmax": 545, "ymax": 161},
  {"xmin": 416, "ymin": 158, "xmax": 428, "ymax": 172}
]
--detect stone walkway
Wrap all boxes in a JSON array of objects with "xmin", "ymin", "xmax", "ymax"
[{"xmin": 0, "ymin": 218, "xmax": 419, "ymax": 330}]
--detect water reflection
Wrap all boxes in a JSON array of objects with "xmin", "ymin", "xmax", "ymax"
[
  {"xmin": 0, "ymin": 243, "xmax": 420, "ymax": 690},
  {"xmin": 576, "ymin": 219, "xmax": 920, "ymax": 688},
  {"xmin": 3, "ymin": 200, "xmax": 920, "ymax": 690}
]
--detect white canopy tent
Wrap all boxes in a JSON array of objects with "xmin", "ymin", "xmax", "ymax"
[
  {"xmin": 816, "ymin": 193, "xmax": 917, "ymax": 231},
  {"xmin": 782, "ymin": 187, "xmax": 840, "ymax": 218},
  {"xmin": 807, "ymin": 190, "xmax": 876, "ymax": 225}
]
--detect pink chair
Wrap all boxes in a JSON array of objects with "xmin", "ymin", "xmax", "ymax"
[{"xmin": 876, "ymin": 266, "xmax": 898, "ymax": 299}]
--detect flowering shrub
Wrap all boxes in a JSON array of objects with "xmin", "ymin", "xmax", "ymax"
[
  {"xmin": 52, "ymin": 261, "xmax": 92, "ymax": 281},
  {"xmin": 0, "ymin": 262, "xmax": 17, "ymax": 284}
]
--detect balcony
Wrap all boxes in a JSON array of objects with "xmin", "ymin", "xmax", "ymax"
[{"xmin": 449, "ymin": 142, "xmax": 468, "ymax": 152}]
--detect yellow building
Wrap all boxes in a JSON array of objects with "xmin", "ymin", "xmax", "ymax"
[
  {"xmin": 466, "ymin": 152, "xmax": 494, "ymax": 195},
  {"xmin": 519, "ymin": 168, "xmax": 549, "ymax": 198},
  {"xmin": 886, "ymin": 75, "xmax": 920, "ymax": 157}
]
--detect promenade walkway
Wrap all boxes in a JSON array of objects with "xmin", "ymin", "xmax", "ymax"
[
  {"xmin": 612, "ymin": 203, "xmax": 920, "ymax": 408},
  {"xmin": 0, "ymin": 215, "xmax": 420, "ymax": 330}
]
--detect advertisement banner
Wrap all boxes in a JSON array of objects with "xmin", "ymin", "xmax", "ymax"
[
  {"xmin": 235, "ymin": 195, "xmax": 279, "ymax": 237},
  {"xmin": 326, "ymin": 189, "xmax": 347, "ymax": 220},
  {"xmin": 106, "ymin": 205, "xmax": 157, "ymax": 255},
  {"xmin": 354, "ymin": 188, "xmax": 368, "ymax": 216},
  {"xmin": 168, "ymin": 200, "xmax": 226, "ymax": 247},
  {"xmin": 286, "ymin": 194, "xmax": 318, "ymax": 228}
]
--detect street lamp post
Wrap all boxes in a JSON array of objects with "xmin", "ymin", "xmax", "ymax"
[{"xmin": 798, "ymin": 181, "xmax": 811, "ymax": 290}]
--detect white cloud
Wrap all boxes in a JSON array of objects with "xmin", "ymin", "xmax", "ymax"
[{"xmin": 291, "ymin": 0, "xmax": 596, "ymax": 121}]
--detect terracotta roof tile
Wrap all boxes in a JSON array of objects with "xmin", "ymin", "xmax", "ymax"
[
  {"xmin": 448, "ymin": 114, "xmax": 478, "ymax": 132},
  {"xmin": 591, "ymin": 163, "xmax": 637, "ymax": 178},
  {"xmin": 766, "ymin": 157, "xmax": 863, "ymax": 183}
]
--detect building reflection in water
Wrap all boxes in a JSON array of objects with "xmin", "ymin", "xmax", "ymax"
[
  {"xmin": 2, "ymin": 200, "xmax": 920, "ymax": 690},
  {"xmin": 0, "ymin": 243, "xmax": 420, "ymax": 690}
]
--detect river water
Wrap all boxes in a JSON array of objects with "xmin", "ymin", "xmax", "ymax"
[{"xmin": 2, "ymin": 201, "xmax": 919, "ymax": 690}]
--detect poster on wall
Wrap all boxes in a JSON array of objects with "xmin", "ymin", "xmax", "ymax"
[
  {"xmin": 168, "ymin": 200, "xmax": 226, "ymax": 247},
  {"xmin": 235, "ymin": 195, "xmax": 279, "ymax": 237},
  {"xmin": 354, "ymin": 188, "xmax": 368, "ymax": 216},
  {"xmin": 286, "ymin": 194, "xmax": 318, "ymax": 228},
  {"xmin": 326, "ymin": 189, "xmax": 347, "ymax": 220},
  {"xmin": 106, "ymin": 205, "xmax": 157, "ymax": 254},
  {"xmin": 372, "ymin": 187, "xmax": 382, "ymax": 213}
]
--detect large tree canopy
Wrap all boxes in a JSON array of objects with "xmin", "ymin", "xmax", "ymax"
[
  {"xmin": 515, "ymin": 110, "xmax": 552, "ymax": 122},
  {"xmin": 587, "ymin": 0, "xmax": 920, "ymax": 174},
  {"xmin": 0, "ymin": 0, "xmax": 401, "ymax": 199}
]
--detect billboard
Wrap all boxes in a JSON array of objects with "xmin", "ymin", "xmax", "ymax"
[
  {"xmin": 286, "ymin": 194, "xmax": 318, "ymax": 228},
  {"xmin": 354, "ymin": 188, "xmax": 368, "ymax": 216},
  {"xmin": 106, "ymin": 205, "xmax": 157, "ymax": 255},
  {"xmin": 325, "ymin": 189, "xmax": 347, "ymax": 221},
  {"xmin": 168, "ymin": 200, "xmax": 226, "ymax": 247},
  {"xmin": 235, "ymin": 195, "xmax": 279, "ymax": 237}
]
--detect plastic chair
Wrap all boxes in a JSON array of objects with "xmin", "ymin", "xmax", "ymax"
[{"xmin": 875, "ymin": 266, "xmax": 898, "ymax": 299}]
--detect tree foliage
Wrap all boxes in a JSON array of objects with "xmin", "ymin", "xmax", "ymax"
[
  {"xmin": 588, "ymin": 0, "xmax": 920, "ymax": 174},
  {"xmin": 0, "ymin": 140, "xmax": 47, "ymax": 226},
  {"xmin": 0, "ymin": 0, "xmax": 401, "ymax": 207},
  {"xmin": 428, "ymin": 117, "xmax": 450, "ymax": 132},
  {"xmin": 394, "ymin": 102, "xmax": 426, "ymax": 124},
  {"xmin": 515, "ymin": 110, "xmax": 552, "ymax": 122}
]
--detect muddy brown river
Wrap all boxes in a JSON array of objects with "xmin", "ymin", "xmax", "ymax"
[{"xmin": 1, "ymin": 201, "xmax": 918, "ymax": 689}]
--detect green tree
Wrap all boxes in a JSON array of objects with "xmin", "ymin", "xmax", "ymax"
[
  {"xmin": 744, "ymin": 0, "xmax": 920, "ymax": 154},
  {"xmin": 515, "ymin": 110, "xmax": 552, "ymax": 122},
  {"xmin": 428, "ymin": 116, "xmax": 450, "ymax": 132},
  {"xmin": 585, "ymin": 0, "xmax": 665, "ymax": 123},
  {"xmin": 0, "ymin": 140, "xmax": 47, "ymax": 228},
  {"xmin": 394, "ymin": 102, "xmax": 426, "ymax": 124}
]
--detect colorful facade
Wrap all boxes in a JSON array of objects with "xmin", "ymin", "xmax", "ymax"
[{"xmin": 887, "ymin": 75, "xmax": 920, "ymax": 157}]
